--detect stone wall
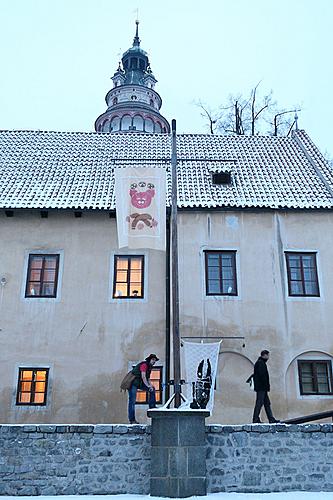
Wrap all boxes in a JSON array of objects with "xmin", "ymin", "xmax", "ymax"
[
  {"xmin": 206, "ymin": 423, "xmax": 333, "ymax": 493},
  {"xmin": 0, "ymin": 424, "xmax": 150, "ymax": 496},
  {"xmin": 1, "ymin": 423, "xmax": 333, "ymax": 496}
]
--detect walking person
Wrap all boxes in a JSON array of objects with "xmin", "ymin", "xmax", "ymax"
[
  {"xmin": 128, "ymin": 354, "xmax": 158, "ymax": 424},
  {"xmin": 252, "ymin": 350, "xmax": 279, "ymax": 424}
]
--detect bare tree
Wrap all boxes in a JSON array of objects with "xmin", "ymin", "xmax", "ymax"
[
  {"xmin": 195, "ymin": 100, "xmax": 220, "ymax": 135},
  {"xmin": 197, "ymin": 82, "xmax": 300, "ymax": 137}
]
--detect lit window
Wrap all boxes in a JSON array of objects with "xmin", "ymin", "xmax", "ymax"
[
  {"xmin": 25, "ymin": 254, "xmax": 59, "ymax": 298},
  {"xmin": 285, "ymin": 252, "xmax": 319, "ymax": 297},
  {"xmin": 136, "ymin": 366, "xmax": 163, "ymax": 404},
  {"xmin": 298, "ymin": 360, "xmax": 333, "ymax": 395},
  {"xmin": 205, "ymin": 250, "xmax": 237, "ymax": 296},
  {"xmin": 16, "ymin": 368, "xmax": 49, "ymax": 405},
  {"xmin": 113, "ymin": 255, "xmax": 144, "ymax": 299}
]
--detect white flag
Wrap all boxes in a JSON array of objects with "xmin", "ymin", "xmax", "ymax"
[
  {"xmin": 182, "ymin": 341, "xmax": 221, "ymax": 414},
  {"xmin": 115, "ymin": 167, "xmax": 166, "ymax": 250}
]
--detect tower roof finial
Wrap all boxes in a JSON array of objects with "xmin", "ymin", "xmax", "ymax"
[{"xmin": 133, "ymin": 19, "xmax": 140, "ymax": 47}]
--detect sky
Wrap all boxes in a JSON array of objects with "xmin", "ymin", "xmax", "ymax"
[{"xmin": 0, "ymin": 0, "xmax": 332, "ymax": 156}]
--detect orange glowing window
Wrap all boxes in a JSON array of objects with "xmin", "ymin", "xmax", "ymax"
[
  {"xmin": 136, "ymin": 366, "xmax": 163, "ymax": 404},
  {"xmin": 113, "ymin": 255, "xmax": 144, "ymax": 299},
  {"xmin": 16, "ymin": 368, "xmax": 49, "ymax": 405}
]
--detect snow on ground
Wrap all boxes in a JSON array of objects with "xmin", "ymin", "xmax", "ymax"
[{"xmin": 2, "ymin": 493, "xmax": 333, "ymax": 500}]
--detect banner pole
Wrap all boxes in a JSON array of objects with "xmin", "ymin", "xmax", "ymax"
[{"xmin": 171, "ymin": 119, "xmax": 181, "ymax": 408}]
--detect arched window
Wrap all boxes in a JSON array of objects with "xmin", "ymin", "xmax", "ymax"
[
  {"xmin": 145, "ymin": 118, "xmax": 154, "ymax": 133},
  {"xmin": 110, "ymin": 116, "xmax": 120, "ymax": 132},
  {"xmin": 155, "ymin": 122, "xmax": 162, "ymax": 133},
  {"xmin": 139, "ymin": 59, "xmax": 145, "ymax": 71},
  {"xmin": 130, "ymin": 58, "xmax": 137, "ymax": 69},
  {"xmin": 113, "ymin": 97, "xmax": 118, "ymax": 105},
  {"xmin": 102, "ymin": 119, "xmax": 109, "ymax": 133},
  {"xmin": 150, "ymin": 98, "xmax": 154, "ymax": 107},
  {"xmin": 133, "ymin": 115, "xmax": 144, "ymax": 131},
  {"xmin": 121, "ymin": 115, "xmax": 132, "ymax": 131}
]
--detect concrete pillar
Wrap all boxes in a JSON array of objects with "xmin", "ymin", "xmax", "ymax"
[{"xmin": 148, "ymin": 409, "xmax": 210, "ymax": 498}]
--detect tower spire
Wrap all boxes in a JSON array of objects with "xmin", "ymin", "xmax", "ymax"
[{"xmin": 133, "ymin": 19, "xmax": 140, "ymax": 47}]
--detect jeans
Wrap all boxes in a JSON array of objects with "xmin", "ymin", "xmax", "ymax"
[
  {"xmin": 128, "ymin": 384, "xmax": 156, "ymax": 422},
  {"xmin": 252, "ymin": 391, "xmax": 274, "ymax": 423}
]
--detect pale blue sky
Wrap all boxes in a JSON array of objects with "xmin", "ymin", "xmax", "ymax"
[{"xmin": 0, "ymin": 0, "xmax": 332, "ymax": 155}]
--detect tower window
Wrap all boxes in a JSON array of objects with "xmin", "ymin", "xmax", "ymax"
[
  {"xmin": 145, "ymin": 118, "xmax": 154, "ymax": 133},
  {"xmin": 121, "ymin": 115, "xmax": 132, "ymax": 131},
  {"xmin": 130, "ymin": 58, "xmax": 138, "ymax": 69},
  {"xmin": 139, "ymin": 59, "xmax": 145, "ymax": 71},
  {"xmin": 113, "ymin": 97, "xmax": 118, "ymax": 105}
]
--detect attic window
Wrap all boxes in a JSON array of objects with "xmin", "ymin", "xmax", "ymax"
[{"xmin": 212, "ymin": 172, "xmax": 232, "ymax": 185}]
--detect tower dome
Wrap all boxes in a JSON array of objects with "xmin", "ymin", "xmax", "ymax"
[{"xmin": 95, "ymin": 21, "xmax": 170, "ymax": 134}]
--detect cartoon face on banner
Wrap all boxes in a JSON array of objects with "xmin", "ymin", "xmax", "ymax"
[
  {"xmin": 126, "ymin": 178, "xmax": 159, "ymax": 234},
  {"xmin": 129, "ymin": 182, "xmax": 155, "ymax": 209}
]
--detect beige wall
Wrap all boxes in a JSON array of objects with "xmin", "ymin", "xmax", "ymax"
[
  {"xmin": 0, "ymin": 210, "xmax": 332, "ymax": 424},
  {"xmin": 178, "ymin": 210, "xmax": 333, "ymax": 423}
]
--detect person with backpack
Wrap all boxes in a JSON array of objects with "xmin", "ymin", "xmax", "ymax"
[
  {"xmin": 252, "ymin": 350, "xmax": 280, "ymax": 424},
  {"xmin": 127, "ymin": 354, "xmax": 159, "ymax": 424}
]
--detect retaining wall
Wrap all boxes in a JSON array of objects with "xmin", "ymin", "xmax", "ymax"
[
  {"xmin": 0, "ymin": 423, "xmax": 332, "ymax": 495},
  {"xmin": 0, "ymin": 424, "xmax": 150, "ymax": 496},
  {"xmin": 207, "ymin": 423, "xmax": 333, "ymax": 493}
]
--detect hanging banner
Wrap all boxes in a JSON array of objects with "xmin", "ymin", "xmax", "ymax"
[
  {"xmin": 182, "ymin": 341, "xmax": 221, "ymax": 414},
  {"xmin": 115, "ymin": 167, "xmax": 166, "ymax": 250}
]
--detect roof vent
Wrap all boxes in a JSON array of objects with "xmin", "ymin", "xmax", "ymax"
[{"xmin": 212, "ymin": 172, "xmax": 232, "ymax": 185}]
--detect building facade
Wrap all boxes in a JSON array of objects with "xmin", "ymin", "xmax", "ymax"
[{"xmin": 0, "ymin": 130, "xmax": 333, "ymax": 424}]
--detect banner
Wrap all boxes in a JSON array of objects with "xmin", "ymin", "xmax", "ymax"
[
  {"xmin": 182, "ymin": 341, "xmax": 221, "ymax": 414},
  {"xmin": 115, "ymin": 167, "xmax": 166, "ymax": 250}
]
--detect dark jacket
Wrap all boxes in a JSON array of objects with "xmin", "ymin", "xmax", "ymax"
[
  {"xmin": 253, "ymin": 357, "xmax": 270, "ymax": 392},
  {"xmin": 131, "ymin": 361, "xmax": 152, "ymax": 389}
]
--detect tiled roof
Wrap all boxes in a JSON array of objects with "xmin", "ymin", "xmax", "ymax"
[{"xmin": 0, "ymin": 129, "xmax": 332, "ymax": 210}]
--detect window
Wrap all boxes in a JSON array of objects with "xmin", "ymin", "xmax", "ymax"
[
  {"xmin": 16, "ymin": 368, "xmax": 49, "ymax": 405},
  {"xmin": 25, "ymin": 254, "xmax": 59, "ymax": 298},
  {"xmin": 285, "ymin": 252, "xmax": 319, "ymax": 297},
  {"xmin": 113, "ymin": 255, "xmax": 144, "ymax": 299},
  {"xmin": 136, "ymin": 366, "xmax": 163, "ymax": 404},
  {"xmin": 205, "ymin": 250, "xmax": 237, "ymax": 296},
  {"xmin": 298, "ymin": 360, "xmax": 333, "ymax": 395}
]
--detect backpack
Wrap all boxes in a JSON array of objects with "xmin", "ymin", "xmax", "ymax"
[{"xmin": 120, "ymin": 370, "xmax": 136, "ymax": 392}]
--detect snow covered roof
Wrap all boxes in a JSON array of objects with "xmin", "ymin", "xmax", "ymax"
[{"xmin": 0, "ymin": 129, "xmax": 332, "ymax": 210}]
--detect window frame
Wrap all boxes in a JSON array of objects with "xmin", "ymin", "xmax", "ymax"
[
  {"xmin": 25, "ymin": 253, "xmax": 60, "ymax": 299},
  {"xmin": 204, "ymin": 250, "xmax": 238, "ymax": 296},
  {"xmin": 298, "ymin": 360, "xmax": 333, "ymax": 396},
  {"xmin": 135, "ymin": 366, "xmax": 163, "ymax": 405},
  {"xmin": 16, "ymin": 367, "xmax": 50, "ymax": 406},
  {"xmin": 285, "ymin": 251, "xmax": 320, "ymax": 297},
  {"xmin": 112, "ymin": 254, "xmax": 145, "ymax": 299}
]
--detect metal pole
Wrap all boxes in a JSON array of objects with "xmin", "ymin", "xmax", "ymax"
[{"xmin": 171, "ymin": 119, "xmax": 181, "ymax": 407}]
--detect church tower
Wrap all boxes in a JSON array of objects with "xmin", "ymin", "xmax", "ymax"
[{"xmin": 95, "ymin": 21, "xmax": 170, "ymax": 134}]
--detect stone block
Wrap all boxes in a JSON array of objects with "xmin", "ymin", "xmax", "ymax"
[
  {"xmin": 93, "ymin": 425, "xmax": 113, "ymax": 434},
  {"xmin": 242, "ymin": 471, "xmax": 262, "ymax": 487},
  {"xmin": 209, "ymin": 425, "xmax": 223, "ymax": 433},
  {"xmin": 179, "ymin": 416, "xmax": 206, "ymax": 447},
  {"xmin": 38, "ymin": 425, "xmax": 57, "ymax": 433},
  {"xmin": 178, "ymin": 477, "xmax": 207, "ymax": 497},
  {"xmin": 169, "ymin": 446, "xmax": 188, "ymax": 477},
  {"xmin": 151, "ymin": 417, "xmax": 178, "ymax": 447},
  {"xmin": 188, "ymin": 446, "xmax": 206, "ymax": 477},
  {"xmin": 150, "ymin": 447, "xmax": 169, "ymax": 477},
  {"xmin": 113, "ymin": 425, "xmax": 129, "ymax": 434},
  {"xmin": 150, "ymin": 477, "xmax": 179, "ymax": 498},
  {"xmin": 23, "ymin": 425, "xmax": 37, "ymax": 432}
]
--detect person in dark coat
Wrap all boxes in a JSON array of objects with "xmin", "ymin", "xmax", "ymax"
[{"xmin": 252, "ymin": 350, "xmax": 279, "ymax": 423}]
